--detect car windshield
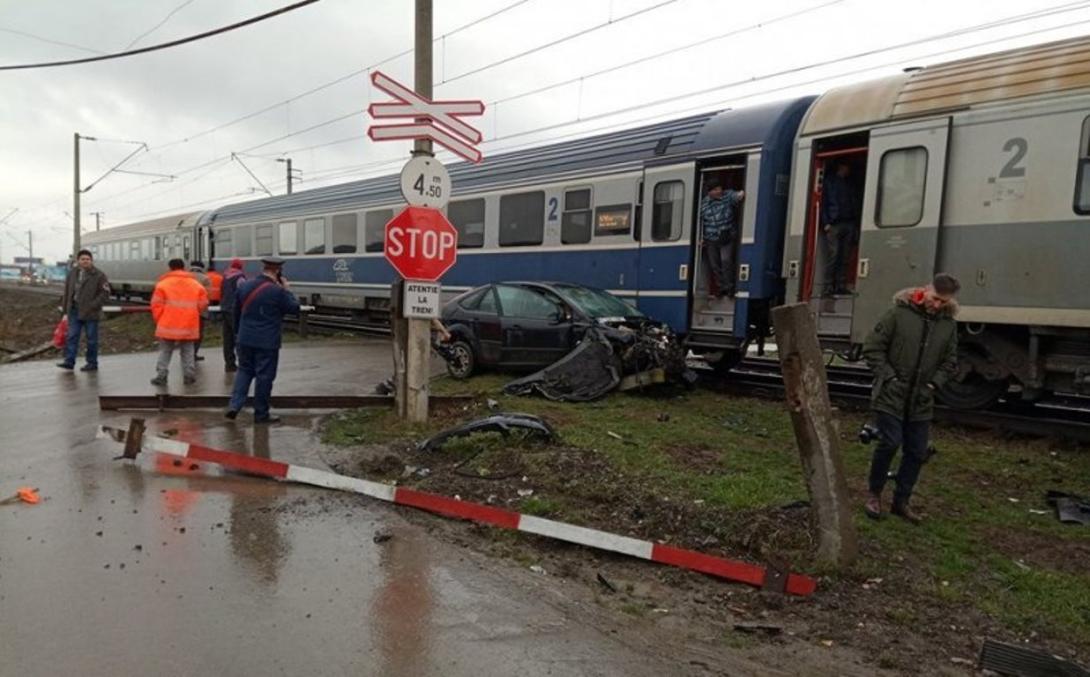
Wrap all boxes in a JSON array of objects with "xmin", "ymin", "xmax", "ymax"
[{"xmin": 554, "ymin": 285, "xmax": 642, "ymax": 319}]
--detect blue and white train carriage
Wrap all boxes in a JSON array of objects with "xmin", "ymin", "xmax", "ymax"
[{"xmin": 196, "ymin": 97, "xmax": 814, "ymax": 364}]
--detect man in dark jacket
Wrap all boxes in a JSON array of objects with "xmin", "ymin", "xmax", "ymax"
[
  {"xmin": 220, "ymin": 257, "xmax": 246, "ymax": 372},
  {"xmin": 57, "ymin": 249, "xmax": 111, "ymax": 372},
  {"xmin": 225, "ymin": 257, "xmax": 300, "ymax": 424},
  {"xmin": 821, "ymin": 161, "xmax": 860, "ymax": 296},
  {"xmin": 862, "ymin": 273, "xmax": 960, "ymax": 524}
]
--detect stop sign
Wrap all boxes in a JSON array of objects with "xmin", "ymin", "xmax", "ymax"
[{"xmin": 384, "ymin": 206, "xmax": 458, "ymax": 281}]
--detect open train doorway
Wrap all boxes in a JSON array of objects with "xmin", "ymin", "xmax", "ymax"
[
  {"xmin": 799, "ymin": 132, "xmax": 867, "ymax": 342},
  {"xmin": 690, "ymin": 160, "xmax": 747, "ymax": 339}
]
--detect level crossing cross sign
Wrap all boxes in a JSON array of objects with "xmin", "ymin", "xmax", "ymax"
[
  {"xmin": 367, "ymin": 70, "xmax": 485, "ymax": 164},
  {"xmin": 384, "ymin": 206, "xmax": 458, "ymax": 282}
]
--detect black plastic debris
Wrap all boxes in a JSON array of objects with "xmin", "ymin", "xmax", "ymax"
[
  {"xmin": 504, "ymin": 322, "xmax": 694, "ymax": 402},
  {"xmin": 979, "ymin": 638, "xmax": 1090, "ymax": 677},
  {"xmin": 1047, "ymin": 490, "xmax": 1090, "ymax": 526},
  {"xmin": 418, "ymin": 413, "xmax": 557, "ymax": 452}
]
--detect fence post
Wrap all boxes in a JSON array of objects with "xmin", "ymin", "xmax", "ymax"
[{"xmin": 771, "ymin": 302, "xmax": 858, "ymax": 569}]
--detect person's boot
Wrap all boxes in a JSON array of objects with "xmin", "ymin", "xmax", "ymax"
[
  {"xmin": 150, "ymin": 374, "xmax": 167, "ymax": 386},
  {"xmin": 864, "ymin": 492, "xmax": 883, "ymax": 520},
  {"xmin": 891, "ymin": 497, "xmax": 923, "ymax": 525}
]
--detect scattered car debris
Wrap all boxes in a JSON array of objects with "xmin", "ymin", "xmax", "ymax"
[
  {"xmin": 516, "ymin": 488, "xmax": 534, "ymax": 497},
  {"xmin": 0, "ymin": 487, "xmax": 40, "ymax": 506},
  {"xmin": 656, "ymin": 413, "xmax": 670, "ymax": 422},
  {"xmin": 1047, "ymin": 490, "xmax": 1090, "ymax": 526},
  {"xmin": 734, "ymin": 623, "xmax": 783, "ymax": 636},
  {"xmin": 372, "ymin": 530, "xmax": 394, "ymax": 544},
  {"xmin": 529, "ymin": 565, "xmax": 546, "ymax": 575},
  {"xmin": 979, "ymin": 638, "xmax": 1090, "ymax": 677},
  {"xmin": 596, "ymin": 572, "xmax": 618, "ymax": 593},
  {"xmin": 417, "ymin": 413, "xmax": 557, "ymax": 452},
  {"xmin": 504, "ymin": 322, "xmax": 696, "ymax": 402}
]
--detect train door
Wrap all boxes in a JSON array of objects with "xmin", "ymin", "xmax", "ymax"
[
  {"xmin": 852, "ymin": 117, "xmax": 951, "ymax": 344},
  {"xmin": 797, "ymin": 133, "xmax": 868, "ymax": 340},
  {"xmin": 688, "ymin": 158, "xmax": 747, "ymax": 343},
  {"xmin": 197, "ymin": 225, "xmax": 211, "ymax": 264},
  {"xmin": 635, "ymin": 162, "xmax": 695, "ymax": 332}
]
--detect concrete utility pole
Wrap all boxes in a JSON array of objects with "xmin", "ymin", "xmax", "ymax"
[
  {"xmin": 73, "ymin": 132, "xmax": 81, "ymax": 257},
  {"xmin": 277, "ymin": 157, "xmax": 294, "ymax": 195},
  {"xmin": 91, "ymin": 211, "xmax": 103, "ymax": 231},
  {"xmin": 398, "ymin": 0, "xmax": 436, "ymax": 422},
  {"xmin": 771, "ymin": 303, "xmax": 858, "ymax": 569},
  {"xmin": 26, "ymin": 230, "xmax": 34, "ymax": 277}
]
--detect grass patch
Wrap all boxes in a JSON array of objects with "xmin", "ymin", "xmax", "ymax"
[{"xmin": 323, "ymin": 371, "xmax": 1090, "ymax": 655}]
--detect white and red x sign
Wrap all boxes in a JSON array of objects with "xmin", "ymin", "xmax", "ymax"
[{"xmin": 367, "ymin": 71, "xmax": 485, "ymax": 164}]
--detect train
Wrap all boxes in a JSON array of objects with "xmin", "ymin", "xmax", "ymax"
[{"xmin": 83, "ymin": 35, "xmax": 1090, "ymax": 409}]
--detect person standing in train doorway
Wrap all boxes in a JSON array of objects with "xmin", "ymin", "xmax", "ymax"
[
  {"xmin": 225, "ymin": 256, "xmax": 300, "ymax": 424},
  {"xmin": 220, "ymin": 257, "xmax": 246, "ymax": 373},
  {"xmin": 699, "ymin": 179, "xmax": 745, "ymax": 299},
  {"xmin": 57, "ymin": 249, "xmax": 111, "ymax": 372},
  {"xmin": 821, "ymin": 160, "xmax": 861, "ymax": 297},
  {"xmin": 862, "ymin": 273, "xmax": 960, "ymax": 524}
]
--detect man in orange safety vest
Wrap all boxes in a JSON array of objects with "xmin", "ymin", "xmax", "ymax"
[{"xmin": 151, "ymin": 258, "xmax": 209, "ymax": 386}]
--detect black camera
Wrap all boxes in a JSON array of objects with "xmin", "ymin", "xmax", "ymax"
[{"xmin": 858, "ymin": 423, "xmax": 881, "ymax": 444}]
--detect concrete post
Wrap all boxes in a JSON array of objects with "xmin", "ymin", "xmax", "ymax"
[
  {"xmin": 73, "ymin": 132, "xmax": 81, "ymax": 258},
  {"xmin": 771, "ymin": 302, "xmax": 858, "ymax": 569}
]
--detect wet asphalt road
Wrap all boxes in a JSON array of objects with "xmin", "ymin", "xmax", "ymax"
[{"xmin": 0, "ymin": 340, "xmax": 725, "ymax": 677}]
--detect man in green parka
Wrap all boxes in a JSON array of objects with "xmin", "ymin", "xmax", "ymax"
[{"xmin": 862, "ymin": 273, "xmax": 960, "ymax": 524}]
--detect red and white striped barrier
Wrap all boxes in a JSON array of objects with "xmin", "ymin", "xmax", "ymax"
[
  {"xmin": 101, "ymin": 305, "xmax": 315, "ymax": 313},
  {"xmin": 98, "ymin": 424, "xmax": 817, "ymax": 596}
]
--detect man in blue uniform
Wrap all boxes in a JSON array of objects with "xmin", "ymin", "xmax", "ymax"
[{"xmin": 225, "ymin": 256, "xmax": 300, "ymax": 424}]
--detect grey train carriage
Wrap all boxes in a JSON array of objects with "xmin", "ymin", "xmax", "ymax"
[{"xmin": 782, "ymin": 35, "xmax": 1090, "ymax": 407}]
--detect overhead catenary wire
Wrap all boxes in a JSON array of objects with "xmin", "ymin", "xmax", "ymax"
[
  {"xmin": 76, "ymin": 0, "xmax": 1090, "ymax": 226},
  {"xmin": 0, "ymin": 26, "xmax": 105, "ymax": 55},
  {"xmin": 0, "ymin": 0, "xmax": 322, "ymax": 71},
  {"xmin": 122, "ymin": 0, "xmax": 200, "ymax": 51}
]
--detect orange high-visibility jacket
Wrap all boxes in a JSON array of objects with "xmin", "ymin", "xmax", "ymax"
[
  {"xmin": 151, "ymin": 270, "xmax": 209, "ymax": 341},
  {"xmin": 207, "ymin": 270, "xmax": 223, "ymax": 302}
]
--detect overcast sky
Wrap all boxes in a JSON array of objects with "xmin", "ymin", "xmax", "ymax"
[{"xmin": 2, "ymin": 0, "xmax": 1089, "ymax": 264}]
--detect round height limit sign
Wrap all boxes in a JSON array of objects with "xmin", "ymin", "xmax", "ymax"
[{"xmin": 400, "ymin": 155, "xmax": 451, "ymax": 209}]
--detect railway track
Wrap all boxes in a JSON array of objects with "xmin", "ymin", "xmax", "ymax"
[
  {"xmin": 721, "ymin": 357, "xmax": 1090, "ymax": 442},
  {"xmin": 8, "ymin": 284, "xmax": 1090, "ymax": 439}
]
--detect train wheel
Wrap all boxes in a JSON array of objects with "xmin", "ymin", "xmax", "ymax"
[
  {"xmin": 446, "ymin": 340, "xmax": 476, "ymax": 380},
  {"xmin": 937, "ymin": 372, "xmax": 1009, "ymax": 410}
]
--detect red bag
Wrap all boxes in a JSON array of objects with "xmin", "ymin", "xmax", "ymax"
[{"xmin": 52, "ymin": 316, "xmax": 68, "ymax": 349}]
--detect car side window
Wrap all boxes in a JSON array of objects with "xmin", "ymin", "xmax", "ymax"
[
  {"xmin": 477, "ymin": 288, "xmax": 498, "ymax": 314},
  {"xmin": 496, "ymin": 285, "xmax": 559, "ymax": 320}
]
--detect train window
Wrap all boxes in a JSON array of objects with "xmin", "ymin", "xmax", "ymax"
[
  {"xmin": 1075, "ymin": 116, "xmax": 1090, "ymax": 214},
  {"xmin": 255, "ymin": 224, "xmax": 274, "ymax": 256},
  {"xmin": 278, "ymin": 222, "xmax": 297, "ymax": 255},
  {"xmin": 234, "ymin": 225, "xmax": 253, "ymax": 257},
  {"xmin": 153, "ymin": 237, "xmax": 163, "ymax": 261},
  {"xmin": 331, "ymin": 214, "xmax": 358, "ymax": 254},
  {"xmin": 634, "ymin": 181, "xmax": 644, "ymax": 241},
  {"xmin": 215, "ymin": 228, "xmax": 232, "ymax": 257},
  {"xmin": 876, "ymin": 146, "xmax": 928, "ymax": 227},
  {"xmin": 304, "ymin": 218, "xmax": 326, "ymax": 255},
  {"xmin": 142, "ymin": 238, "xmax": 153, "ymax": 259},
  {"xmin": 595, "ymin": 204, "xmax": 632, "ymax": 237},
  {"xmin": 448, "ymin": 199, "xmax": 485, "ymax": 248},
  {"xmin": 499, "ymin": 191, "xmax": 545, "ymax": 247},
  {"xmin": 182, "ymin": 235, "xmax": 191, "ymax": 261},
  {"xmin": 130, "ymin": 241, "xmax": 140, "ymax": 259},
  {"xmin": 561, "ymin": 188, "xmax": 592, "ymax": 244},
  {"xmin": 652, "ymin": 181, "xmax": 684, "ymax": 241},
  {"xmin": 365, "ymin": 210, "xmax": 392, "ymax": 252}
]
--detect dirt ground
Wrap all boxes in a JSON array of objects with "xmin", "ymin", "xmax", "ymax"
[{"xmin": 320, "ymin": 377, "xmax": 1090, "ymax": 676}]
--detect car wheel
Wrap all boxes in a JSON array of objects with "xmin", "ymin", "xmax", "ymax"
[{"xmin": 446, "ymin": 340, "xmax": 476, "ymax": 380}]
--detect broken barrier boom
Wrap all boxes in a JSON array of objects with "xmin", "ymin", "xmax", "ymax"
[{"xmin": 98, "ymin": 421, "xmax": 817, "ymax": 597}]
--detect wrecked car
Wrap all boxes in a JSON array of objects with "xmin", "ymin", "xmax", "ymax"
[{"xmin": 439, "ymin": 281, "xmax": 694, "ymax": 401}]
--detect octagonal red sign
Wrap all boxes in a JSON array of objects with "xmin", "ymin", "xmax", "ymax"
[{"xmin": 383, "ymin": 206, "xmax": 458, "ymax": 282}]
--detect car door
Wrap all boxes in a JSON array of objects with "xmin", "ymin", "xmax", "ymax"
[
  {"xmin": 452, "ymin": 286, "xmax": 503, "ymax": 365},
  {"xmin": 495, "ymin": 284, "xmax": 571, "ymax": 366}
]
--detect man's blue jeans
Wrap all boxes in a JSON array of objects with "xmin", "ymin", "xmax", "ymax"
[{"xmin": 64, "ymin": 310, "xmax": 99, "ymax": 368}]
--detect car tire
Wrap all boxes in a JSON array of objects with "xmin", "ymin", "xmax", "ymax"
[{"xmin": 446, "ymin": 340, "xmax": 476, "ymax": 380}]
